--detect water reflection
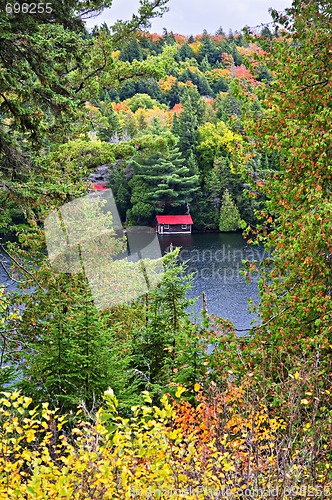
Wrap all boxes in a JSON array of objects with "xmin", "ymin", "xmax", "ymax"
[{"xmin": 158, "ymin": 233, "xmax": 265, "ymax": 332}]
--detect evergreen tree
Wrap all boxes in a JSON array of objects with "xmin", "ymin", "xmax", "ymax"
[
  {"xmin": 215, "ymin": 26, "xmax": 225, "ymax": 36},
  {"xmin": 260, "ymin": 26, "xmax": 274, "ymax": 40},
  {"xmin": 118, "ymin": 80, "xmax": 137, "ymax": 100},
  {"xmin": 107, "ymin": 161, "xmax": 131, "ymax": 221},
  {"xmin": 131, "ymin": 149, "xmax": 199, "ymax": 214},
  {"xmin": 127, "ymin": 172, "xmax": 156, "ymax": 225},
  {"xmin": 136, "ymin": 78, "xmax": 164, "ymax": 101},
  {"xmin": 99, "ymin": 248, "xmax": 207, "ymax": 411},
  {"xmin": 178, "ymin": 42, "xmax": 195, "ymax": 61},
  {"xmin": 246, "ymin": 0, "xmax": 332, "ymax": 358},
  {"xmin": 171, "ymin": 112, "xmax": 180, "ymax": 136},
  {"xmin": 96, "ymin": 94, "xmax": 122, "ymax": 141},
  {"xmin": 218, "ymin": 189, "xmax": 242, "ymax": 232},
  {"xmin": 166, "ymin": 80, "xmax": 181, "ymax": 108},
  {"xmin": 8, "ymin": 197, "xmax": 129, "ymax": 412},
  {"xmin": 119, "ymin": 38, "xmax": 143, "ymax": 62},
  {"xmin": 176, "ymin": 85, "xmax": 205, "ymax": 159},
  {"xmin": 0, "ymin": 0, "xmax": 169, "ymax": 231},
  {"xmin": 211, "ymin": 76, "xmax": 229, "ymax": 94},
  {"xmin": 15, "ymin": 274, "xmax": 115, "ymax": 412},
  {"xmin": 186, "ymin": 149, "xmax": 199, "ymax": 177},
  {"xmin": 199, "ymin": 55, "xmax": 211, "ymax": 72},
  {"xmin": 162, "ymin": 28, "xmax": 176, "ymax": 45},
  {"xmin": 198, "ymin": 30, "xmax": 219, "ymax": 65},
  {"xmin": 128, "ymin": 248, "xmax": 195, "ymax": 400},
  {"xmin": 216, "ymin": 92, "xmax": 242, "ymax": 123}
]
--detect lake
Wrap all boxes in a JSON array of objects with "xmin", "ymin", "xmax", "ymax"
[
  {"xmin": 158, "ymin": 232, "xmax": 266, "ymax": 333},
  {"xmin": 1, "ymin": 232, "xmax": 265, "ymax": 332}
]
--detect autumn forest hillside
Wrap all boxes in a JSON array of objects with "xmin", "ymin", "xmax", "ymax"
[
  {"xmin": 83, "ymin": 27, "xmax": 276, "ymax": 231},
  {"xmin": 0, "ymin": 0, "xmax": 331, "ymax": 497}
]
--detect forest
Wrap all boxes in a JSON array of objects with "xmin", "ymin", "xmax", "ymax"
[{"xmin": 0, "ymin": 0, "xmax": 331, "ymax": 498}]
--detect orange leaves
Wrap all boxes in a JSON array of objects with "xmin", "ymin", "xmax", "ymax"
[
  {"xmin": 232, "ymin": 65, "xmax": 254, "ymax": 81},
  {"xmin": 158, "ymin": 75, "xmax": 177, "ymax": 93},
  {"xmin": 0, "ymin": 385, "xmax": 330, "ymax": 497},
  {"xmin": 221, "ymin": 52, "xmax": 234, "ymax": 68},
  {"xmin": 170, "ymin": 103, "xmax": 183, "ymax": 115},
  {"xmin": 112, "ymin": 102, "xmax": 130, "ymax": 112}
]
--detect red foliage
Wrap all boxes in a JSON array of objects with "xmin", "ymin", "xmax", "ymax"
[{"xmin": 233, "ymin": 65, "xmax": 254, "ymax": 80}]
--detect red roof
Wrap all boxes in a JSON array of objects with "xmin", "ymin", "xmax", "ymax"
[
  {"xmin": 93, "ymin": 183, "xmax": 108, "ymax": 191},
  {"xmin": 156, "ymin": 215, "xmax": 193, "ymax": 225}
]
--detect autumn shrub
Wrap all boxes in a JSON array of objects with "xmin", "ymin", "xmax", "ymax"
[{"xmin": 1, "ymin": 383, "xmax": 331, "ymax": 500}]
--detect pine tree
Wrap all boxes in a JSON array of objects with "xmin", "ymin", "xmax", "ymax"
[
  {"xmin": 178, "ymin": 42, "xmax": 195, "ymax": 61},
  {"xmin": 132, "ymin": 148, "xmax": 199, "ymax": 213},
  {"xmin": 218, "ymin": 189, "xmax": 241, "ymax": 232},
  {"xmin": 119, "ymin": 38, "xmax": 143, "ymax": 62},
  {"xmin": 186, "ymin": 149, "xmax": 199, "ymax": 177},
  {"xmin": 124, "ymin": 248, "xmax": 201, "ymax": 405},
  {"xmin": 176, "ymin": 85, "xmax": 205, "ymax": 159},
  {"xmin": 96, "ymin": 94, "xmax": 122, "ymax": 141},
  {"xmin": 166, "ymin": 81, "xmax": 181, "ymax": 108},
  {"xmin": 245, "ymin": 0, "xmax": 332, "ymax": 356},
  {"xmin": 198, "ymin": 30, "xmax": 219, "ymax": 65},
  {"xmin": 8, "ymin": 198, "xmax": 128, "ymax": 412}
]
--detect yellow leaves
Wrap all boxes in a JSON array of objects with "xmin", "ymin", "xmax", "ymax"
[
  {"xmin": 175, "ymin": 386, "xmax": 186, "ymax": 398},
  {"xmin": 197, "ymin": 121, "xmax": 246, "ymax": 173},
  {"xmin": 111, "ymin": 50, "xmax": 120, "ymax": 61},
  {"xmin": 158, "ymin": 75, "xmax": 177, "ymax": 93},
  {"xmin": 222, "ymin": 460, "xmax": 236, "ymax": 473},
  {"xmin": 141, "ymin": 390, "xmax": 152, "ymax": 403},
  {"xmin": 0, "ymin": 388, "xmax": 325, "ymax": 497}
]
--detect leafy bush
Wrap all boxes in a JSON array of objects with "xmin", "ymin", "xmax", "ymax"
[{"xmin": 1, "ymin": 385, "xmax": 331, "ymax": 499}]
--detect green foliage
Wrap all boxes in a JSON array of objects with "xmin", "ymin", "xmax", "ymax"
[
  {"xmin": 129, "ymin": 148, "xmax": 199, "ymax": 218},
  {"xmin": 178, "ymin": 42, "xmax": 195, "ymax": 61},
  {"xmin": 219, "ymin": 189, "xmax": 242, "ymax": 232},
  {"xmin": 122, "ymin": 248, "xmax": 198, "ymax": 404},
  {"xmin": 244, "ymin": 0, "xmax": 332, "ymax": 354},
  {"xmin": 197, "ymin": 120, "xmax": 244, "ymax": 175},
  {"xmin": 119, "ymin": 37, "xmax": 143, "ymax": 62},
  {"xmin": 2, "ymin": 5, "xmax": 332, "ymax": 490},
  {"xmin": 123, "ymin": 93, "xmax": 166, "ymax": 112},
  {"xmin": 198, "ymin": 30, "xmax": 220, "ymax": 65},
  {"xmin": 174, "ymin": 85, "xmax": 206, "ymax": 162}
]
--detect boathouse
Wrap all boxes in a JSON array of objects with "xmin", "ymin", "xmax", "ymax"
[
  {"xmin": 156, "ymin": 215, "xmax": 193, "ymax": 234},
  {"xmin": 92, "ymin": 183, "xmax": 108, "ymax": 191}
]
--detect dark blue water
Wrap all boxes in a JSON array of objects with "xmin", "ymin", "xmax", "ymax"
[
  {"xmin": 1, "ymin": 233, "xmax": 265, "ymax": 332},
  {"xmin": 158, "ymin": 232, "xmax": 266, "ymax": 332},
  {"xmin": 0, "ymin": 250, "xmax": 19, "ymax": 292}
]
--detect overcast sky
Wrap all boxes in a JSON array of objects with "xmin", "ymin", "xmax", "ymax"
[{"xmin": 85, "ymin": 0, "xmax": 292, "ymax": 35}]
